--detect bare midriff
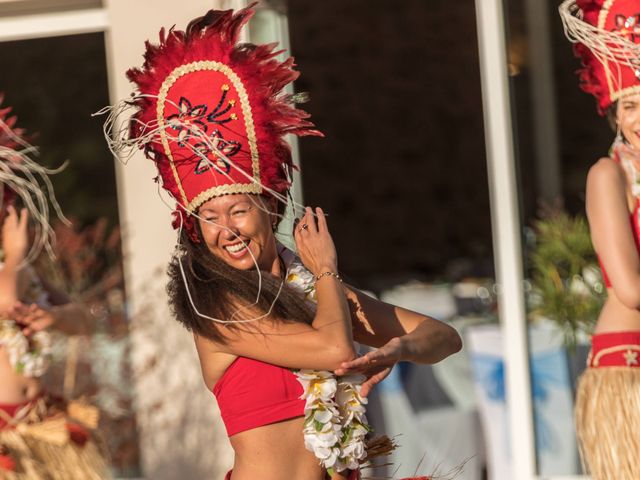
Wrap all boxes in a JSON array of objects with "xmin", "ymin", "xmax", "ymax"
[
  {"xmin": 594, "ymin": 289, "xmax": 640, "ymax": 334},
  {"xmin": 228, "ymin": 416, "xmax": 324, "ymax": 480},
  {"xmin": 0, "ymin": 348, "xmax": 41, "ymax": 404}
]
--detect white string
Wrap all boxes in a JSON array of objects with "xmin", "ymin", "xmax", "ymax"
[
  {"xmin": 0, "ymin": 119, "xmax": 70, "ymax": 266},
  {"xmin": 93, "ymin": 96, "xmax": 309, "ymax": 213},
  {"xmin": 174, "ymin": 206, "xmax": 288, "ymax": 325},
  {"xmin": 94, "ymin": 95, "xmax": 321, "ymax": 325},
  {"xmin": 560, "ymin": 0, "xmax": 640, "ymax": 93}
]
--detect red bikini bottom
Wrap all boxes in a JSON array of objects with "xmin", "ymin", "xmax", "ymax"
[
  {"xmin": 588, "ymin": 331, "xmax": 640, "ymax": 367},
  {"xmin": 0, "ymin": 400, "xmax": 32, "ymax": 430}
]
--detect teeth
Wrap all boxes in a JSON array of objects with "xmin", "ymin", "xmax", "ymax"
[{"xmin": 226, "ymin": 242, "xmax": 247, "ymax": 253}]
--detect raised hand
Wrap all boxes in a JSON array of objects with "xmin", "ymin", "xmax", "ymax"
[
  {"xmin": 333, "ymin": 337, "xmax": 404, "ymax": 397},
  {"xmin": 293, "ymin": 206, "xmax": 338, "ymax": 276},
  {"xmin": 2, "ymin": 206, "xmax": 28, "ymax": 266}
]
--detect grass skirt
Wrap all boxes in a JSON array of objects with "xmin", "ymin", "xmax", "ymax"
[
  {"xmin": 0, "ymin": 397, "xmax": 110, "ymax": 479},
  {"xmin": 575, "ymin": 367, "xmax": 640, "ymax": 480}
]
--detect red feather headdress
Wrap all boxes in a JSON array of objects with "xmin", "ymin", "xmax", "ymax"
[
  {"xmin": 108, "ymin": 4, "xmax": 322, "ymax": 239},
  {"xmin": 561, "ymin": 0, "xmax": 640, "ymax": 114}
]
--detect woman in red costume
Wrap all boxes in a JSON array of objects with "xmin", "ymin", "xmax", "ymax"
[
  {"xmin": 0, "ymin": 97, "xmax": 110, "ymax": 479},
  {"xmin": 561, "ymin": 1, "xmax": 640, "ymax": 478},
  {"xmin": 106, "ymin": 5, "xmax": 462, "ymax": 479}
]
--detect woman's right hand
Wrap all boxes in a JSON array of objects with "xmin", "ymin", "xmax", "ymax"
[
  {"xmin": 2, "ymin": 206, "xmax": 28, "ymax": 265},
  {"xmin": 294, "ymin": 207, "xmax": 338, "ymax": 276}
]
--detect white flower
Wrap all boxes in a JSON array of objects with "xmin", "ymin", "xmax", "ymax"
[
  {"xmin": 0, "ymin": 319, "xmax": 51, "ymax": 377},
  {"xmin": 582, "ymin": 265, "xmax": 602, "ymax": 289},
  {"xmin": 313, "ymin": 408, "xmax": 334, "ymax": 424},
  {"xmin": 297, "ymin": 370, "xmax": 373, "ymax": 472},
  {"xmin": 333, "ymin": 458, "xmax": 348, "ymax": 472},
  {"xmin": 569, "ymin": 275, "xmax": 590, "ymax": 297},
  {"xmin": 289, "ymin": 258, "xmax": 372, "ymax": 473},
  {"xmin": 296, "ymin": 370, "xmax": 337, "ymax": 401},
  {"xmin": 344, "ymin": 456, "xmax": 360, "ymax": 470},
  {"xmin": 316, "ymin": 446, "xmax": 340, "ymax": 468},
  {"xmin": 317, "ymin": 430, "xmax": 341, "ymax": 447},
  {"xmin": 343, "ymin": 440, "xmax": 366, "ymax": 460},
  {"xmin": 304, "ymin": 400, "xmax": 339, "ymax": 420}
]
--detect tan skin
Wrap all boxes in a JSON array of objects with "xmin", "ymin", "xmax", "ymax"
[
  {"xmin": 587, "ymin": 93, "xmax": 640, "ymax": 333},
  {"xmin": 191, "ymin": 194, "xmax": 462, "ymax": 480},
  {"xmin": 0, "ymin": 206, "xmax": 93, "ymax": 405}
]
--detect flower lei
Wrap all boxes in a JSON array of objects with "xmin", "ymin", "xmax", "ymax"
[
  {"xmin": 285, "ymin": 256, "xmax": 370, "ymax": 474},
  {"xmin": 0, "ymin": 263, "xmax": 52, "ymax": 377},
  {"xmin": 0, "ymin": 319, "xmax": 51, "ymax": 377}
]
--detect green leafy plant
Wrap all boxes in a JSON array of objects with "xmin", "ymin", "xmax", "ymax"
[{"xmin": 528, "ymin": 210, "xmax": 606, "ymax": 347}]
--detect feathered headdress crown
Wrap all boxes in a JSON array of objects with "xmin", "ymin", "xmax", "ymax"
[
  {"xmin": 104, "ymin": 4, "xmax": 322, "ymax": 239},
  {"xmin": 561, "ymin": 0, "xmax": 640, "ymax": 114},
  {"xmin": 0, "ymin": 94, "xmax": 68, "ymax": 263}
]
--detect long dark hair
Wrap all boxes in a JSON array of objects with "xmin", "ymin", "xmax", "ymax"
[
  {"xmin": 167, "ymin": 226, "xmax": 314, "ymax": 344},
  {"xmin": 606, "ymin": 101, "xmax": 618, "ymax": 132}
]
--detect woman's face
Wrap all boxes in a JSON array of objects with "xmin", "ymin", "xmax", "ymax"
[
  {"xmin": 617, "ymin": 93, "xmax": 640, "ymax": 150},
  {"xmin": 197, "ymin": 194, "xmax": 277, "ymax": 271}
]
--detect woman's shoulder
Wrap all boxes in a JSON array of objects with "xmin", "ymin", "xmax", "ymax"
[
  {"xmin": 590, "ymin": 155, "xmax": 624, "ymax": 175},
  {"xmin": 193, "ymin": 332, "xmax": 237, "ymax": 389},
  {"xmin": 587, "ymin": 156, "xmax": 626, "ymax": 193}
]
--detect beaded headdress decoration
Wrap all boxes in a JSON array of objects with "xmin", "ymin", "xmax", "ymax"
[
  {"xmin": 99, "ymin": 4, "xmax": 322, "ymax": 241},
  {"xmin": 0, "ymin": 94, "xmax": 67, "ymax": 263},
  {"xmin": 560, "ymin": 0, "xmax": 640, "ymax": 114}
]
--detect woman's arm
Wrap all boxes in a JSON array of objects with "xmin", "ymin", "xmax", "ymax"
[
  {"xmin": 587, "ymin": 157, "xmax": 640, "ymax": 308},
  {"xmin": 12, "ymin": 302, "xmax": 94, "ymax": 336},
  {"xmin": 0, "ymin": 207, "xmax": 28, "ymax": 312},
  {"xmin": 345, "ymin": 286, "xmax": 462, "ymax": 363},
  {"xmin": 11, "ymin": 275, "xmax": 93, "ymax": 336},
  {"xmin": 212, "ymin": 207, "xmax": 356, "ymax": 371},
  {"xmin": 333, "ymin": 287, "xmax": 462, "ymax": 396}
]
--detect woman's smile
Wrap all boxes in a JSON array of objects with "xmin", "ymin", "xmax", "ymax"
[
  {"xmin": 198, "ymin": 194, "xmax": 278, "ymax": 272},
  {"xmin": 223, "ymin": 239, "xmax": 251, "ymax": 258}
]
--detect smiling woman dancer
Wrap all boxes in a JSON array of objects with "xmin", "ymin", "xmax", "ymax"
[
  {"xmin": 105, "ymin": 5, "xmax": 462, "ymax": 479},
  {"xmin": 560, "ymin": 1, "xmax": 640, "ymax": 479}
]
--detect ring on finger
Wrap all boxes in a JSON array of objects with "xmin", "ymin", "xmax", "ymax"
[{"xmin": 301, "ymin": 223, "xmax": 309, "ymax": 230}]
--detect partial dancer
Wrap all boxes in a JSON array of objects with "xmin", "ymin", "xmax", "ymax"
[
  {"xmin": 560, "ymin": 1, "xmax": 640, "ymax": 478},
  {"xmin": 0, "ymin": 97, "xmax": 110, "ymax": 479},
  {"xmin": 101, "ymin": 5, "xmax": 462, "ymax": 479}
]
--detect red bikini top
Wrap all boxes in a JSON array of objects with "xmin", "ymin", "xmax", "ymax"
[
  {"xmin": 213, "ymin": 357, "xmax": 304, "ymax": 437},
  {"xmin": 211, "ymin": 247, "xmax": 310, "ymax": 437},
  {"xmin": 597, "ymin": 200, "xmax": 640, "ymax": 288},
  {"xmin": 597, "ymin": 145, "xmax": 640, "ymax": 289}
]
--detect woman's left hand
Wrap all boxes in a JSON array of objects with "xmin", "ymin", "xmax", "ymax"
[
  {"xmin": 9, "ymin": 302, "xmax": 55, "ymax": 336},
  {"xmin": 334, "ymin": 337, "xmax": 404, "ymax": 397}
]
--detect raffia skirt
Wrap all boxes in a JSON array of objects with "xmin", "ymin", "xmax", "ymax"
[
  {"xmin": 575, "ymin": 331, "xmax": 640, "ymax": 480},
  {"xmin": 0, "ymin": 395, "xmax": 110, "ymax": 479}
]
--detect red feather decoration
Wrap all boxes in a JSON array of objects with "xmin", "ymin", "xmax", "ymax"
[
  {"xmin": 0, "ymin": 93, "xmax": 30, "ymax": 206},
  {"xmin": 570, "ymin": 0, "xmax": 640, "ymax": 115},
  {"xmin": 124, "ymin": 4, "xmax": 322, "ymax": 240}
]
